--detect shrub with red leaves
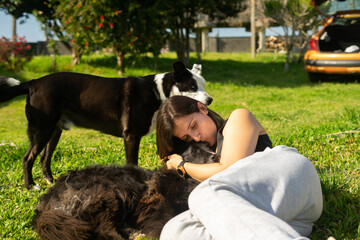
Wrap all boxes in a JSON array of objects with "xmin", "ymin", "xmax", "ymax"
[{"xmin": 0, "ymin": 36, "xmax": 32, "ymax": 71}]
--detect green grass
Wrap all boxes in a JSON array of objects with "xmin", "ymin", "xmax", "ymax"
[{"xmin": 1, "ymin": 52, "xmax": 359, "ymax": 239}]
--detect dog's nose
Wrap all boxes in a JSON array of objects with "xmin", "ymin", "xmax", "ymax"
[{"xmin": 206, "ymin": 97, "xmax": 213, "ymax": 105}]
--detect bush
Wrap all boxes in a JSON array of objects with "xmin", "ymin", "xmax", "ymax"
[{"xmin": 0, "ymin": 36, "xmax": 32, "ymax": 71}]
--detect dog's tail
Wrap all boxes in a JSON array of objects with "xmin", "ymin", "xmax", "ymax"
[
  {"xmin": 32, "ymin": 209, "xmax": 94, "ymax": 240},
  {"xmin": 0, "ymin": 77, "xmax": 30, "ymax": 102},
  {"xmin": 0, "ymin": 77, "xmax": 20, "ymax": 87}
]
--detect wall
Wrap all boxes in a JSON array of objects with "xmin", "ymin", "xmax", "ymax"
[{"xmin": 30, "ymin": 37, "xmax": 253, "ymax": 56}]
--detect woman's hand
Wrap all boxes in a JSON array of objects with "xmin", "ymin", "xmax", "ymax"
[{"xmin": 165, "ymin": 154, "xmax": 184, "ymax": 171}]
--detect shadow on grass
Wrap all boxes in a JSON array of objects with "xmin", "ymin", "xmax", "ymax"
[{"xmin": 86, "ymin": 55, "xmax": 313, "ymax": 88}]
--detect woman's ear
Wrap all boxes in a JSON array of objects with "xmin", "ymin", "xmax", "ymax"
[{"xmin": 197, "ymin": 102, "xmax": 208, "ymax": 114}]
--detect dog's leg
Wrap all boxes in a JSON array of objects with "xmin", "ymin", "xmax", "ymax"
[
  {"xmin": 23, "ymin": 142, "xmax": 46, "ymax": 190},
  {"xmin": 39, "ymin": 127, "xmax": 62, "ymax": 185},
  {"xmin": 124, "ymin": 134, "xmax": 141, "ymax": 165}
]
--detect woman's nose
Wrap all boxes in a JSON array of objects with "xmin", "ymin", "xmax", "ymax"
[{"xmin": 191, "ymin": 132, "xmax": 201, "ymax": 142}]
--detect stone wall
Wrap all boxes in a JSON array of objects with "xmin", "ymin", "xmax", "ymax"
[{"xmin": 31, "ymin": 37, "xmax": 253, "ymax": 56}]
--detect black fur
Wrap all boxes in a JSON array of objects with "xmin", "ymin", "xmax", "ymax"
[
  {"xmin": 32, "ymin": 142, "xmax": 219, "ymax": 239},
  {"xmin": 0, "ymin": 62, "xmax": 212, "ymax": 189}
]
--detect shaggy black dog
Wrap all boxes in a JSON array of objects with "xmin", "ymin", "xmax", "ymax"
[{"xmin": 32, "ymin": 142, "xmax": 219, "ymax": 239}]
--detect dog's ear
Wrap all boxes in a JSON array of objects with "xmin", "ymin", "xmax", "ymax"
[
  {"xmin": 173, "ymin": 62, "xmax": 190, "ymax": 83},
  {"xmin": 173, "ymin": 61, "xmax": 186, "ymax": 73},
  {"xmin": 191, "ymin": 64, "xmax": 202, "ymax": 75}
]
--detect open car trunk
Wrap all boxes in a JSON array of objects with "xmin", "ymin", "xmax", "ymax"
[{"xmin": 318, "ymin": 16, "xmax": 360, "ymax": 53}]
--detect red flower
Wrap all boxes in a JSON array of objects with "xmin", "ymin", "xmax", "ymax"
[
  {"xmin": 130, "ymin": 42, "xmax": 134, "ymax": 46},
  {"xmin": 100, "ymin": 15, "xmax": 104, "ymax": 20},
  {"xmin": 85, "ymin": 25, "xmax": 90, "ymax": 29},
  {"xmin": 99, "ymin": 23, "xmax": 103, "ymax": 28},
  {"xmin": 84, "ymin": 43, "xmax": 88, "ymax": 47},
  {"xmin": 27, "ymin": 45, "xmax": 31, "ymax": 50},
  {"xmin": 109, "ymin": 23, "xmax": 114, "ymax": 28},
  {"xmin": 78, "ymin": 4, "xmax": 82, "ymax": 7},
  {"xmin": 72, "ymin": 39, "xmax": 75, "ymax": 43},
  {"xmin": 65, "ymin": 20, "xmax": 69, "ymax": 25},
  {"xmin": 126, "ymin": 32, "xmax": 131, "ymax": 36},
  {"xmin": 115, "ymin": 10, "xmax": 121, "ymax": 14}
]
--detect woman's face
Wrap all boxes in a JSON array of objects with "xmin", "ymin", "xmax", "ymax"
[{"xmin": 173, "ymin": 102, "xmax": 218, "ymax": 146}]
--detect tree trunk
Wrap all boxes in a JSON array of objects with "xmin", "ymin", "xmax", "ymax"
[
  {"xmin": 71, "ymin": 47, "xmax": 82, "ymax": 65},
  {"xmin": 12, "ymin": 16, "xmax": 16, "ymax": 42},
  {"xmin": 171, "ymin": 17, "xmax": 189, "ymax": 65},
  {"xmin": 251, "ymin": 0, "xmax": 256, "ymax": 58},
  {"xmin": 173, "ymin": 24, "xmax": 186, "ymax": 64},
  {"xmin": 115, "ymin": 49, "xmax": 125, "ymax": 75},
  {"xmin": 195, "ymin": 29, "xmax": 202, "ymax": 63},
  {"xmin": 184, "ymin": 27, "xmax": 190, "ymax": 66},
  {"xmin": 283, "ymin": 27, "xmax": 290, "ymax": 72}
]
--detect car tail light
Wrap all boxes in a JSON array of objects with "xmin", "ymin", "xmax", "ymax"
[{"xmin": 309, "ymin": 38, "xmax": 319, "ymax": 51}]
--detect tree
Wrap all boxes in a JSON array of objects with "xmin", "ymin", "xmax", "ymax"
[
  {"xmin": 53, "ymin": 0, "xmax": 167, "ymax": 73},
  {"xmin": 162, "ymin": 0, "xmax": 245, "ymax": 65},
  {"xmin": 264, "ymin": 0, "xmax": 321, "ymax": 71}
]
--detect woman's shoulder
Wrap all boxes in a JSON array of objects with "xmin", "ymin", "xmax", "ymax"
[
  {"xmin": 224, "ymin": 109, "xmax": 265, "ymax": 135},
  {"xmin": 227, "ymin": 109, "xmax": 253, "ymax": 124}
]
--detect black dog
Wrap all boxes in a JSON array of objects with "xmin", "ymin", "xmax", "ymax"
[
  {"xmin": 32, "ymin": 142, "xmax": 219, "ymax": 239},
  {"xmin": 0, "ymin": 62, "xmax": 212, "ymax": 190}
]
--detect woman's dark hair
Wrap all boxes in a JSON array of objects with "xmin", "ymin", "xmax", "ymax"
[{"xmin": 156, "ymin": 96, "xmax": 224, "ymax": 159}]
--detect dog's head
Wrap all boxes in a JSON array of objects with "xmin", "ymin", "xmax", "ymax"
[
  {"xmin": 173, "ymin": 141, "xmax": 219, "ymax": 164},
  {"xmin": 170, "ymin": 62, "xmax": 213, "ymax": 106}
]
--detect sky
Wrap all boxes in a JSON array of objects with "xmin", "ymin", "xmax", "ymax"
[
  {"xmin": 0, "ymin": 11, "xmax": 283, "ymax": 43},
  {"xmin": 0, "ymin": 11, "xmax": 46, "ymax": 42}
]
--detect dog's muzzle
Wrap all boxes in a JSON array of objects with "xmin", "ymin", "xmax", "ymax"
[{"xmin": 205, "ymin": 97, "xmax": 213, "ymax": 105}]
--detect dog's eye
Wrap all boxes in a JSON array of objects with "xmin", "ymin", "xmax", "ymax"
[{"xmin": 190, "ymin": 85, "xmax": 197, "ymax": 91}]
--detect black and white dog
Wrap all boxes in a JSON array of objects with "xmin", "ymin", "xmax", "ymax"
[
  {"xmin": 0, "ymin": 62, "xmax": 212, "ymax": 189},
  {"xmin": 32, "ymin": 142, "xmax": 219, "ymax": 239}
]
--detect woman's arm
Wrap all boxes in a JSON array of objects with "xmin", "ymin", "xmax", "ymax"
[{"xmin": 166, "ymin": 109, "xmax": 267, "ymax": 182}]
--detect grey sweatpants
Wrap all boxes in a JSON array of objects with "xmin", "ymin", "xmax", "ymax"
[{"xmin": 160, "ymin": 146, "xmax": 323, "ymax": 240}]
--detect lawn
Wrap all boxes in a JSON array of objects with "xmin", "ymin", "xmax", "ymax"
[{"xmin": 0, "ymin": 52, "xmax": 359, "ymax": 239}]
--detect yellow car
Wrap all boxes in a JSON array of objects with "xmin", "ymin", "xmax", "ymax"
[{"xmin": 304, "ymin": 0, "xmax": 360, "ymax": 82}]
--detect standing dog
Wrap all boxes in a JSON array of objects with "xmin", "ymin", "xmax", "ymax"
[
  {"xmin": 0, "ymin": 62, "xmax": 212, "ymax": 189},
  {"xmin": 32, "ymin": 142, "xmax": 219, "ymax": 239}
]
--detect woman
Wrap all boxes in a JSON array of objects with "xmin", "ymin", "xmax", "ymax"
[{"xmin": 156, "ymin": 96, "xmax": 323, "ymax": 239}]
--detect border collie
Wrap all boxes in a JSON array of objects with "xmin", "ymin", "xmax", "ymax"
[
  {"xmin": 0, "ymin": 62, "xmax": 212, "ymax": 190},
  {"xmin": 32, "ymin": 142, "xmax": 219, "ymax": 239}
]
